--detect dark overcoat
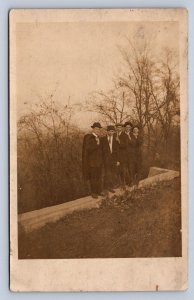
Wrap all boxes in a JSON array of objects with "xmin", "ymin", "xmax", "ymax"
[
  {"xmin": 101, "ymin": 135, "xmax": 119, "ymax": 167},
  {"xmin": 115, "ymin": 132, "xmax": 129, "ymax": 164},
  {"xmin": 131, "ymin": 134, "xmax": 143, "ymax": 165},
  {"xmin": 82, "ymin": 133, "xmax": 103, "ymax": 180}
]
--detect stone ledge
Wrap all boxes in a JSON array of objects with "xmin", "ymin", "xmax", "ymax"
[
  {"xmin": 140, "ymin": 167, "xmax": 179, "ymax": 188},
  {"xmin": 18, "ymin": 167, "xmax": 180, "ymax": 233},
  {"xmin": 148, "ymin": 167, "xmax": 169, "ymax": 178},
  {"xmin": 19, "ymin": 195, "xmax": 102, "ymax": 233}
]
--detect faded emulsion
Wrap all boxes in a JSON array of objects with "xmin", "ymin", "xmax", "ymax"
[{"xmin": 9, "ymin": 9, "xmax": 188, "ymax": 292}]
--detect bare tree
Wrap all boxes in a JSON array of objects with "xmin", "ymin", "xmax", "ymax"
[
  {"xmin": 117, "ymin": 39, "xmax": 158, "ymax": 150},
  {"xmin": 17, "ymin": 95, "xmax": 86, "ymax": 212},
  {"xmin": 148, "ymin": 49, "xmax": 180, "ymax": 153},
  {"xmin": 118, "ymin": 40, "xmax": 179, "ymax": 155},
  {"xmin": 86, "ymin": 38, "xmax": 180, "ymax": 168},
  {"xmin": 86, "ymin": 87, "xmax": 134, "ymax": 125}
]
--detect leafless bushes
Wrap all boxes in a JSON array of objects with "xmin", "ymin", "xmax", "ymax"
[
  {"xmin": 87, "ymin": 40, "xmax": 180, "ymax": 168},
  {"xmin": 17, "ymin": 97, "xmax": 87, "ymax": 213}
]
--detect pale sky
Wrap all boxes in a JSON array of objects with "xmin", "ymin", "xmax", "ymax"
[{"xmin": 16, "ymin": 21, "xmax": 179, "ymax": 129}]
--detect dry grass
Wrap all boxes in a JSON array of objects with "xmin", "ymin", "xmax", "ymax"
[{"xmin": 18, "ymin": 177, "xmax": 182, "ymax": 259}]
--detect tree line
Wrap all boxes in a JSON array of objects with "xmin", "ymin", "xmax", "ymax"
[
  {"xmin": 17, "ymin": 39, "xmax": 180, "ymax": 213},
  {"xmin": 87, "ymin": 40, "xmax": 180, "ymax": 157}
]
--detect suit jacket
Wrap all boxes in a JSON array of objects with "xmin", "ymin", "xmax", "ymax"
[
  {"xmin": 82, "ymin": 134, "xmax": 103, "ymax": 176},
  {"xmin": 115, "ymin": 131, "xmax": 129, "ymax": 163},
  {"xmin": 131, "ymin": 134, "xmax": 142, "ymax": 163},
  {"xmin": 125, "ymin": 131, "xmax": 133, "ymax": 158},
  {"xmin": 101, "ymin": 135, "xmax": 118, "ymax": 167}
]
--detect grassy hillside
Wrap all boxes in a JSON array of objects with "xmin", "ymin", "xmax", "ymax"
[{"xmin": 18, "ymin": 177, "xmax": 182, "ymax": 259}]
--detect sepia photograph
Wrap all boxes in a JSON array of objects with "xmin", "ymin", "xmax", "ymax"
[{"xmin": 10, "ymin": 9, "xmax": 188, "ymax": 291}]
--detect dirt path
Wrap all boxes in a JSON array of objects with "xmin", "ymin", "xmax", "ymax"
[{"xmin": 18, "ymin": 177, "xmax": 182, "ymax": 259}]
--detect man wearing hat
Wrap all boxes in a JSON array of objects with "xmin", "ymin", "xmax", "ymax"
[
  {"xmin": 124, "ymin": 121, "xmax": 133, "ymax": 185},
  {"xmin": 101, "ymin": 125, "xmax": 119, "ymax": 193},
  {"xmin": 82, "ymin": 122, "xmax": 103, "ymax": 198},
  {"xmin": 115, "ymin": 123, "xmax": 130, "ymax": 187}
]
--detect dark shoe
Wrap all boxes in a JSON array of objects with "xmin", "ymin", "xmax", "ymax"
[
  {"xmin": 108, "ymin": 189, "xmax": 115, "ymax": 193},
  {"xmin": 91, "ymin": 193, "xmax": 98, "ymax": 199}
]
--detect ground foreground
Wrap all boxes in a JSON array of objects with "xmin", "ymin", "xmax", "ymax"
[{"xmin": 18, "ymin": 177, "xmax": 182, "ymax": 259}]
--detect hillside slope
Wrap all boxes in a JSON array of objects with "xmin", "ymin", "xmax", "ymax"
[{"xmin": 19, "ymin": 177, "xmax": 182, "ymax": 259}]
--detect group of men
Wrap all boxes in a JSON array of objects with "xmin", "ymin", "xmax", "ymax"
[{"xmin": 82, "ymin": 121, "xmax": 142, "ymax": 198}]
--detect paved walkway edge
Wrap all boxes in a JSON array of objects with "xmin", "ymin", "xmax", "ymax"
[{"xmin": 18, "ymin": 167, "xmax": 180, "ymax": 233}]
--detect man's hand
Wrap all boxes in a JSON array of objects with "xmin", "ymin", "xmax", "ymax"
[{"xmin": 116, "ymin": 161, "xmax": 120, "ymax": 166}]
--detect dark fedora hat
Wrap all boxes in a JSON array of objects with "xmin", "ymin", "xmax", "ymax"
[
  {"xmin": 107, "ymin": 125, "xmax": 115, "ymax": 131},
  {"xmin": 124, "ymin": 121, "xmax": 133, "ymax": 127},
  {"xmin": 91, "ymin": 122, "xmax": 102, "ymax": 129}
]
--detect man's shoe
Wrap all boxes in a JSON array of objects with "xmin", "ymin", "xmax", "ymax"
[
  {"xmin": 108, "ymin": 189, "xmax": 115, "ymax": 193},
  {"xmin": 91, "ymin": 193, "xmax": 98, "ymax": 199}
]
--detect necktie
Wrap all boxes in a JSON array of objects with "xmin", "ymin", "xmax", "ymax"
[{"xmin": 108, "ymin": 137, "xmax": 112, "ymax": 153}]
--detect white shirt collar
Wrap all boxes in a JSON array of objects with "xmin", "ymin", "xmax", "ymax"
[
  {"xmin": 92, "ymin": 132, "xmax": 98, "ymax": 138},
  {"xmin": 107, "ymin": 135, "xmax": 113, "ymax": 152}
]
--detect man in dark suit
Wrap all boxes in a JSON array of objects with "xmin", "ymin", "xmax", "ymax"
[
  {"xmin": 131, "ymin": 125, "xmax": 143, "ymax": 184},
  {"xmin": 101, "ymin": 125, "xmax": 120, "ymax": 193},
  {"xmin": 123, "ymin": 121, "xmax": 133, "ymax": 186},
  {"xmin": 115, "ymin": 123, "xmax": 129, "ymax": 187},
  {"xmin": 82, "ymin": 122, "xmax": 103, "ymax": 198}
]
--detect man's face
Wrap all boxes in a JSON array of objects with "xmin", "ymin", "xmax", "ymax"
[
  {"xmin": 133, "ymin": 127, "xmax": 139, "ymax": 135},
  {"xmin": 93, "ymin": 127, "xmax": 100, "ymax": 135},
  {"xmin": 125, "ymin": 125, "xmax": 132, "ymax": 133},
  {"xmin": 117, "ymin": 126, "xmax": 123, "ymax": 133},
  {"xmin": 107, "ymin": 130, "xmax": 115, "ymax": 137}
]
